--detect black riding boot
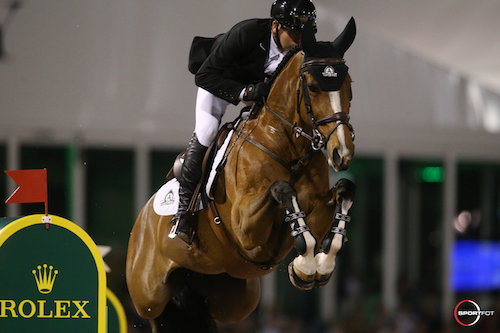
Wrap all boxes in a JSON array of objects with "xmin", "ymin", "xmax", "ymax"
[{"xmin": 169, "ymin": 133, "xmax": 208, "ymax": 245}]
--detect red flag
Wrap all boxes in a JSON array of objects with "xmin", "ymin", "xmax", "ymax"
[{"xmin": 5, "ymin": 169, "xmax": 48, "ymax": 206}]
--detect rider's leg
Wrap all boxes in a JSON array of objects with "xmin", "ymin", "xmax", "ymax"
[
  {"xmin": 169, "ymin": 132, "xmax": 208, "ymax": 243},
  {"xmin": 169, "ymin": 88, "xmax": 230, "ymax": 244},
  {"xmin": 194, "ymin": 88, "xmax": 229, "ymax": 147}
]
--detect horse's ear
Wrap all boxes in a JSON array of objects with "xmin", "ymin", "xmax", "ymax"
[
  {"xmin": 301, "ymin": 18, "xmax": 317, "ymax": 55},
  {"xmin": 332, "ymin": 17, "xmax": 356, "ymax": 57}
]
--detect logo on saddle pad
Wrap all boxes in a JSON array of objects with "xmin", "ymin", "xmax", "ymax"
[
  {"xmin": 160, "ymin": 190, "xmax": 176, "ymax": 207},
  {"xmin": 322, "ymin": 65, "xmax": 338, "ymax": 78}
]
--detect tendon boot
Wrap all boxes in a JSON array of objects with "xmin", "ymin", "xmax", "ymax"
[{"xmin": 169, "ymin": 133, "xmax": 208, "ymax": 246}]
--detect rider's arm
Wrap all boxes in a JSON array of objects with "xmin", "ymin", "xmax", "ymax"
[{"xmin": 195, "ymin": 19, "xmax": 271, "ymax": 105}]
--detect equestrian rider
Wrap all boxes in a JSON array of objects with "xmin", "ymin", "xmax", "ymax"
[{"xmin": 169, "ymin": 0, "xmax": 318, "ymax": 245}]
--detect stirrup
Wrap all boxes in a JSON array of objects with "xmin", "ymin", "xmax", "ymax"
[{"xmin": 168, "ymin": 213, "xmax": 195, "ymax": 247}]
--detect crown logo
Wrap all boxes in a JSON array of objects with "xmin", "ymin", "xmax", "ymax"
[{"xmin": 32, "ymin": 264, "xmax": 58, "ymax": 294}]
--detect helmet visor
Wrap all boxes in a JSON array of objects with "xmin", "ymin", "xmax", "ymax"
[{"xmin": 282, "ymin": 15, "xmax": 317, "ymax": 33}]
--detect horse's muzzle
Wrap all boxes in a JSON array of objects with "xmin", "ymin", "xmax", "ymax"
[{"xmin": 331, "ymin": 147, "xmax": 353, "ymax": 171}]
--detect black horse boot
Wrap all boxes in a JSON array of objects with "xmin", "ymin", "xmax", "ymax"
[{"xmin": 169, "ymin": 133, "xmax": 208, "ymax": 245}]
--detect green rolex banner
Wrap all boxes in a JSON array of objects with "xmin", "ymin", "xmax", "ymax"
[{"xmin": 0, "ymin": 215, "xmax": 107, "ymax": 333}]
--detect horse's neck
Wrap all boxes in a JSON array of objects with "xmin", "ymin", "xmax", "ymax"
[
  {"xmin": 267, "ymin": 53, "xmax": 303, "ymax": 118},
  {"xmin": 262, "ymin": 53, "xmax": 311, "ymax": 153}
]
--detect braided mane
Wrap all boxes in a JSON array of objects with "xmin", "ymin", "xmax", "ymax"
[{"xmin": 267, "ymin": 45, "xmax": 303, "ymax": 86}]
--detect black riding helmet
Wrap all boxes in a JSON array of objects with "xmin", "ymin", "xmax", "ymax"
[{"xmin": 271, "ymin": 0, "xmax": 317, "ymax": 33}]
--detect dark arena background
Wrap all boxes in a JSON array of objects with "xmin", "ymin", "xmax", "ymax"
[{"xmin": 1, "ymin": 0, "xmax": 499, "ymax": 332}]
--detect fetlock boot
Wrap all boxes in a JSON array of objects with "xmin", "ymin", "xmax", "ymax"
[{"xmin": 169, "ymin": 133, "xmax": 208, "ymax": 245}]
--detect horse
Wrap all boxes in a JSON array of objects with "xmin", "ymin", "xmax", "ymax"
[{"xmin": 126, "ymin": 18, "xmax": 357, "ymax": 333}]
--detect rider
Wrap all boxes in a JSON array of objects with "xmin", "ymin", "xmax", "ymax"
[{"xmin": 169, "ymin": 0, "xmax": 318, "ymax": 245}]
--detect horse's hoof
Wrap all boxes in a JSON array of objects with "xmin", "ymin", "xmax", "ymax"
[
  {"xmin": 335, "ymin": 178, "xmax": 356, "ymax": 202},
  {"xmin": 313, "ymin": 272, "xmax": 332, "ymax": 289},
  {"xmin": 288, "ymin": 262, "xmax": 314, "ymax": 291}
]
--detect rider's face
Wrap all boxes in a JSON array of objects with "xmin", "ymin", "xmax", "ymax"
[{"xmin": 272, "ymin": 22, "xmax": 301, "ymax": 52}]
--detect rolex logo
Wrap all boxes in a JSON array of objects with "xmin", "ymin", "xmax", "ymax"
[{"xmin": 32, "ymin": 264, "xmax": 58, "ymax": 294}]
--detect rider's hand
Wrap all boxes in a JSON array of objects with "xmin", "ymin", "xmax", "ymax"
[{"xmin": 243, "ymin": 81, "xmax": 270, "ymax": 102}]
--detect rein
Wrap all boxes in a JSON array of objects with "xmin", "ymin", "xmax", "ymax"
[
  {"xmin": 298, "ymin": 58, "xmax": 355, "ymax": 150},
  {"xmin": 241, "ymin": 56, "xmax": 355, "ymax": 173}
]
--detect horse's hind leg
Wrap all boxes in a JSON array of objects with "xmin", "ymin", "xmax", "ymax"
[
  {"xmin": 150, "ymin": 274, "xmax": 259, "ymax": 332},
  {"xmin": 150, "ymin": 284, "xmax": 219, "ymax": 333},
  {"xmin": 192, "ymin": 273, "xmax": 261, "ymax": 323},
  {"xmin": 270, "ymin": 180, "xmax": 317, "ymax": 291},
  {"xmin": 127, "ymin": 260, "xmax": 183, "ymax": 330},
  {"xmin": 314, "ymin": 178, "xmax": 355, "ymax": 287},
  {"xmin": 126, "ymin": 209, "xmax": 184, "ymax": 325}
]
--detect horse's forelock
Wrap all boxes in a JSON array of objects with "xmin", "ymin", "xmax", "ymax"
[{"xmin": 302, "ymin": 42, "xmax": 347, "ymax": 92}]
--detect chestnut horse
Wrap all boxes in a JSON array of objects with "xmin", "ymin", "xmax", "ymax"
[{"xmin": 127, "ymin": 18, "xmax": 356, "ymax": 333}]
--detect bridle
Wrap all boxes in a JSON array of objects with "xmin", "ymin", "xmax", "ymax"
[
  {"xmin": 234, "ymin": 55, "xmax": 355, "ymax": 173},
  {"xmin": 262, "ymin": 57, "xmax": 355, "ymax": 151},
  {"xmin": 298, "ymin": 57, "xmax": 355, "ymax": 150}
]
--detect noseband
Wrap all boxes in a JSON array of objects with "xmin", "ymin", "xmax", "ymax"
[{"xmin": 298, "ymin": 58, "xmax": 355, "ymax": 150}]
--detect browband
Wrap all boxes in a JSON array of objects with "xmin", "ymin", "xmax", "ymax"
[{"xmin": 301, "ymin": 58, "xmax": 345, "ymax": 69}]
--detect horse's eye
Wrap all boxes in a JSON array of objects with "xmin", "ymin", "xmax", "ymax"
[
  {"xmin": 349, "ymin": 86, "xmax": 353, "ymax": 101},
  {"xmin": 308, "ymin": 84, "xmax": 319, "ymax": 93}
]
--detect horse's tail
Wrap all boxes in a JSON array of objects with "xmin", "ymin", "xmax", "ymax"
[{"xmin": 154, "ymin": 285, "xmax": 218, "ymax": 333}]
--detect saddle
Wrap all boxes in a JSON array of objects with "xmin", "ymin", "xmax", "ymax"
[
  {"xmin": 168, "ymin": 109, "xmax": 285, "ymax": 272},
  {"xmin": 165, "ymin": 114, "xmax": 241, "ymax": 215}
]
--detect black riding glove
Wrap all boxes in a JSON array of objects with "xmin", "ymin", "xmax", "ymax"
[{"xmin": 243, "ymin": 81, "xmax": 271, "ymax": 102}]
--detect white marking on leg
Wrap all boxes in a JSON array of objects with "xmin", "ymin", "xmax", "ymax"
[
  {"xmin": 291, "ymin": 196, "xmax": 317, "ymax": 276},
  {"xmin": 315, "ymin": 199, "xmax": 353, "ymax": 276}
]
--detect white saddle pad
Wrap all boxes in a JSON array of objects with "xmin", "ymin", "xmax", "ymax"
[
  {"xmin": 153, "ymin": 178, "xmax": 180, "ymax": 216},
  {"xmin": 206, "ymin": 128, "xmax": 234, "ymax": 199},
  {"xmin": 153, "ymin": 128, "xmax": 234, "ymax": 216}
]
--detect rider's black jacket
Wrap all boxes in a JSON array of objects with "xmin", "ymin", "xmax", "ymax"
[{"xmin": 192, "ymin": 18, "xmax": 273, "ymax": 105}]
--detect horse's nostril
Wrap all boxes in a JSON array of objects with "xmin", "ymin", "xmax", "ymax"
[{"xmin": 332, "ymin": 148, "xmax": 342, "ymax": 166}]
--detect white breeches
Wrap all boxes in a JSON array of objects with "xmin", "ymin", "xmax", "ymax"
[{"xmin": 194, "ymin": 88, "xmax": 231, "ymax": 147}]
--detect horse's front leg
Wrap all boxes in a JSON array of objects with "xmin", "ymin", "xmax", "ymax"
[
  {"xmin": 232, "ymin": 188, "xmax": 278, "ymax": 250},
  {"xmin": 314, "ymin": 178, "xmax": 355, "ymax": 288},
  {"xmin": 270, "ymin": 180, "xmax": 317, "ymax": 291}
]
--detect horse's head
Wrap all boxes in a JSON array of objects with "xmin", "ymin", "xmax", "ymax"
[{"xmin": 298, "ymin": 18, "xmax": 356, "ymax": 171}]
